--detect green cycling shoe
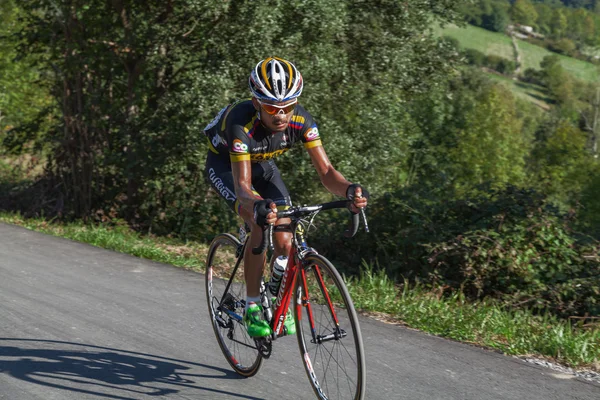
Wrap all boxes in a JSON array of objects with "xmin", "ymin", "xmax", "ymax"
[
  {"xmin": 273, "ymin": 297, "xmax": 296, "ymax": 336},
  {"xmin": 244, "ymin": 303, "xmax": 272, "ymax": 338}
]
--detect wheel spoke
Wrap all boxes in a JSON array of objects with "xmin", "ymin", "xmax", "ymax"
[
  {"xmin": 205, "ymin": 234, "xmax": 262, "ymax": 377},
  {"xmin": 296, "ymin": 254, "xmax": 365, "ymax": 400}
]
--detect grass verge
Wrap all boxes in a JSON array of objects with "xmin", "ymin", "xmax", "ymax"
[{"xmin": 1, "ymin": 212, "xmax": 598, "ymax": 372}]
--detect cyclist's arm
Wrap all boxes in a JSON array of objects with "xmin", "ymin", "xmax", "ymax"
[
  {"xmin": 306, "ymin": 145, "xmax": 353, "ymax": 198},
  {"xmin": 231, "ymin": 159, "xmax": 260, "ymax": 214}
]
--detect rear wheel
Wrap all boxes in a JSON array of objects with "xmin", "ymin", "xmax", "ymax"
[
  {"xmin": 294, "ymin": 253, "xmax": 366, "ymax": 400},
  {"xmin": 205, "ymin": 233, "xmax": 262, "ymax": 377}
]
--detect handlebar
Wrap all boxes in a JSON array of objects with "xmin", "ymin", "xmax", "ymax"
[{"xmin": 251, "ymin": 200, "xmax": 368, "ymax": 255}]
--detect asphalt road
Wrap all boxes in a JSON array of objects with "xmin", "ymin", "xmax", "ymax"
[{"xmin": 1, "ymin": 222, "xmax": 598, "ymax": 399}]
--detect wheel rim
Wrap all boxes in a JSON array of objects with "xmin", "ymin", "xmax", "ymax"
[
  {"xmin": 297, "ymin": 260, "xmax": 364, "ymax": 400},
  {"xmin": 206, "ymin": 236, "xmax": 261, "ymax": 375}
]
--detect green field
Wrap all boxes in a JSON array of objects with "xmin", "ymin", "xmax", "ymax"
[
  {"xmin": 435, "ymin": 24, "xmax": 600, "ymax": 82},
  {"xmin": 433, "ymin": 23, "xmax": 515, "ymax": 60}
]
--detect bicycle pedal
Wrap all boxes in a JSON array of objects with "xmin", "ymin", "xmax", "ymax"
[{"xmin": 254, "ymin": 337, "xmax": 272, "ymax": 359}]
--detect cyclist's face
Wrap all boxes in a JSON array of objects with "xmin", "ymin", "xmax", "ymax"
[{"xmin": 252, "ymin": 98, "xmax": 295, "ymax": 132}]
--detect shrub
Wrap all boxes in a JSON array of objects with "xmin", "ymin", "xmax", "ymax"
[
  {"xmin": 463, "ymin": 48, "xmax": 486, "ymax": 66},
  {"xmin": 521, "ymin": 68, "xmax": 544, "ymax": 86},
  {"xmin": 548, "ymin": 38, "xmax": 577, "ymax": 57},
  {"xmin": 316, "ymin": 185, "xmax": 600, "ymax": 319}
]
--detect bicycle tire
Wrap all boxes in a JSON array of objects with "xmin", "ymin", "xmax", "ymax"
[
  {"xmin": 205, "ymin": 233, "xmax": 262, "ymax": 377},
  {"xmin": 294, "ymin": 253, "xmax": 366, "ymax": 400}
]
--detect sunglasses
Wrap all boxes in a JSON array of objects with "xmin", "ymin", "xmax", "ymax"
[{"xmin": 257, "ymin": 99, "xmax": 298, "ymax": 115}]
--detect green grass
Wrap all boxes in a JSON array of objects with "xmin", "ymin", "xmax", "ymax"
[
  {"xmin": 1, "ymin": 212, "xmax": 598, "ymax": 371},
  {"xmin": 346, "ymin": 263, "xmax": 600, "ymax": 370},
  {"xmin": 433, "ymin": 23, "xmax": 514, "ymax": 60},
  {"xmin": 517, "ymin": 39, "xmax": 600, "ymax": 82},
  {"xmin": 0, "ymin": 213, "xmax": 207, "ymax": 271},
  {"xmin": 435, "ymin": 24, "xmax": 600, "ymax": 83}
]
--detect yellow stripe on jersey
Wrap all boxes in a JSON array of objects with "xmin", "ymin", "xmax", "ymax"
[
  {"xmin": 277, "ymin": 204, "xmax": 291, "ymax": 211},
  {"xmin": 291, "ymin": 115, "xmax": 305, "ymax": 125},
  {"xmin": 304, "ymin": 139, "xmax": 322, "ymax": 149},
  {"xmin": 243, "ymin": 115, "xmax": 258, "ymax": 134},
  {"xmin": 230, "ymin": 153, "xmax": 251, "ymax": 162},
  {"xmin": 207, "ymin": 138, "xmax": 219, "ymax": 154},
  {"xmin": 220, "ymin": 99, "xmax": 246, "ymax": 131}
]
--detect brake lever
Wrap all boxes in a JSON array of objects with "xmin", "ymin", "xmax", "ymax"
[{"xmin": 360, "ymin": 208, "xmax": 369, "ymax": 233}]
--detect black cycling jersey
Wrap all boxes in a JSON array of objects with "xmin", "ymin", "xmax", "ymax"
[
  {"xmin": 203, "ymin": 99, "xmax": 322, "ymax": 163},
  {"xmin": 203, "ymin": 99, "xmax": 322, "ymax": 215}
]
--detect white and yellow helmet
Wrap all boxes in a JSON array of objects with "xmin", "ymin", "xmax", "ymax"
[{"xmin": 249, "ymin": 57, "xmax": 303, "ymax": 102}]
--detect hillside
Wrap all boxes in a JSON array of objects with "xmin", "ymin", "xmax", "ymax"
[{"xmin": 434, "ymin": 24, "xmax": 600, "ymax": 83}]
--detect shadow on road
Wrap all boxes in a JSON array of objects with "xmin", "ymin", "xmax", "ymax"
[{"xmin": 0, "ymin": 338, "xmax": 260, "ymax": 399}]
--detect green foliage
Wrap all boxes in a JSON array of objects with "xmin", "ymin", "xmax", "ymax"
[
  {"xmin": 0, "ymin": 0, "xmax": 51, "ymax": 142},
  {"xmin": 3, "ymin": 0, "xmax": 600, "ymax": 328},
  {"xmin": 529, "ymin": 119, "xmax": 596, "ymax": 207},
  {"xmin": 540, "ymin": 55, "xmax": 575, "ymax": 105},
  {"xmin": 511, "ymin": 0, "xmax": 538, "ymax": 27},
  {"xmin": 548, "ymin": 38, "xmax": 578, "ymax": 57},
  {"xmin": 6, "ymin": 0, "xmax": 463, "ymax": 237},
  {"xmin": 329, "ymin": 185, "xmax": 600, "ymax": 318}
]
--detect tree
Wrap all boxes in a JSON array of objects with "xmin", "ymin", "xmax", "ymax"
[
  {"xmin": 482, "ymin": 1, "xmax": 511, "ymax": 32},
  {"xmin": 407, "ymin": 70, "xmax": 530, "ymax": 195},
  {"xmin": 552, "ymin": 9, "xmax": 569, "ymax": 37},
  {"xmin": 534, "ymin": 3, "xmax": 554, "ymax": 35},
  {"xmin": 511, "ymin": 0, "xmax": 538, "ymax": 27},
  {"xmin": 445, "ymin": 84, "xmax": 529, "ymax": 193},
  {"xmin": 579, "ymin": 85, "xmax": 600, "ymax": 156},
  {"xmin": 540, "ymin": 55, "xmax": 574, "ymax": 106},
  {"xmin": 529, "ymin": 120, "xmax": 592, "ymax": 208},
  {"xmin": 11, "ymin": 0, "xmax": 465, "ymax": 235},
  {"xmin": 0, "ymin": 0, "xmax": 50, "ymax": 139}
]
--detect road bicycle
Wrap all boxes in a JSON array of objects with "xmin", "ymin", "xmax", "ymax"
[{"xmin": 205, "ymin": 200, "xmax": 368, "ymax": 400}]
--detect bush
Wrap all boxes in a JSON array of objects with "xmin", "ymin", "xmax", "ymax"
[
  {"xmin": 463, "ymin": 48, "xmax": 486, "ymax": 66},
  {"xmin": 548, "ymin": 38, "xmax": 577, "ymax": 57},
  {"xmin": 440, "ymin": 35, "xmax": 460, "ymax": 51},
  {"xmin": 521, "ymin": 68, "xmax": 544, "ymax": 86},
  {"xmin": 478, "ymin": 54, "xmax": 516, "ymax": 75},
  {"xmin": 315, "ymin": 185, "xmax": 600, "ymax": 319}
]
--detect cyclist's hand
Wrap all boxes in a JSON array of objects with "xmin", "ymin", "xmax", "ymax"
[
  {"xmin": 346, "ymin": 184, "xmax": 369, "ymax": 214},
  {"xmin": 254, "ymin": 199, "xmax": 277, "ymax": 227}
]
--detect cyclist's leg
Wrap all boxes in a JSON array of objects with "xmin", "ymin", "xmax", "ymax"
[
  {"xmin": 252, "ymin": 160, "xmax": 295, "ymax": 335},
  {"xmin": 252, "ymin": 159, "xmax": 293, "ymax": 259},
  {"xmin": 206, "ymin": 153, "xmax": 271, "ymax": 337}
]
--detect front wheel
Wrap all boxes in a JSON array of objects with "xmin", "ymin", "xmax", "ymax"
[
  {"xmin": 205, "ymin": 233, "xmax": 262, "ymax": 377},
  {"xmin": 294, "ymin": 254, "xmax": 366, "ymax": 400}
]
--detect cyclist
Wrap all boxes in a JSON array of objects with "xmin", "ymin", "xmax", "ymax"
[{"xmin": 204, "ymin": 57, "xmax": 368, "ymax": 338}]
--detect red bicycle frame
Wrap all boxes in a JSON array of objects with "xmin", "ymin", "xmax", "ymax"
[{"xmin": 270, "ymin": 246, "xmax": 341, "ymax": 338}]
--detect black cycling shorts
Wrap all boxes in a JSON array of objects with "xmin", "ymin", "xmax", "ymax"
[{"xmin": 205, "ymin": 151, "xmax": 292, "ymax": 215}]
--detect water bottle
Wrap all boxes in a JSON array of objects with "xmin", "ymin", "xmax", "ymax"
[{"xmin": 268, "ymin": 256, "xmax": 288, "ymax": 296}]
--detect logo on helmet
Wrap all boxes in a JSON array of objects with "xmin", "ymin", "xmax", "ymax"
[{"xmin": 232, "ymin": 139, "xmax": 248, "ymax": 153}]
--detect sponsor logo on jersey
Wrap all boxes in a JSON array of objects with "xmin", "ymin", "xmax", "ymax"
[
  {"xmin": 208, "ymin": 168, "xmax": 236, "ymax": 201},
  {"xmin": 232, "ymin": 139, "xmax": 248, "ymax": 153},
  {"xmin": 203, "ymin": 105, "xmax": 229, "ymax": 132},
  {"xmin": 250, "ymin": 148, "xmax": 288, "ymax": 161},
  {"xmin": 304, "ymin": 126, "xmax": 319, "ymax": 141},
  {"xmin": 211, "ymin": 134, "xmax": 222, "ymax": 149}
]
